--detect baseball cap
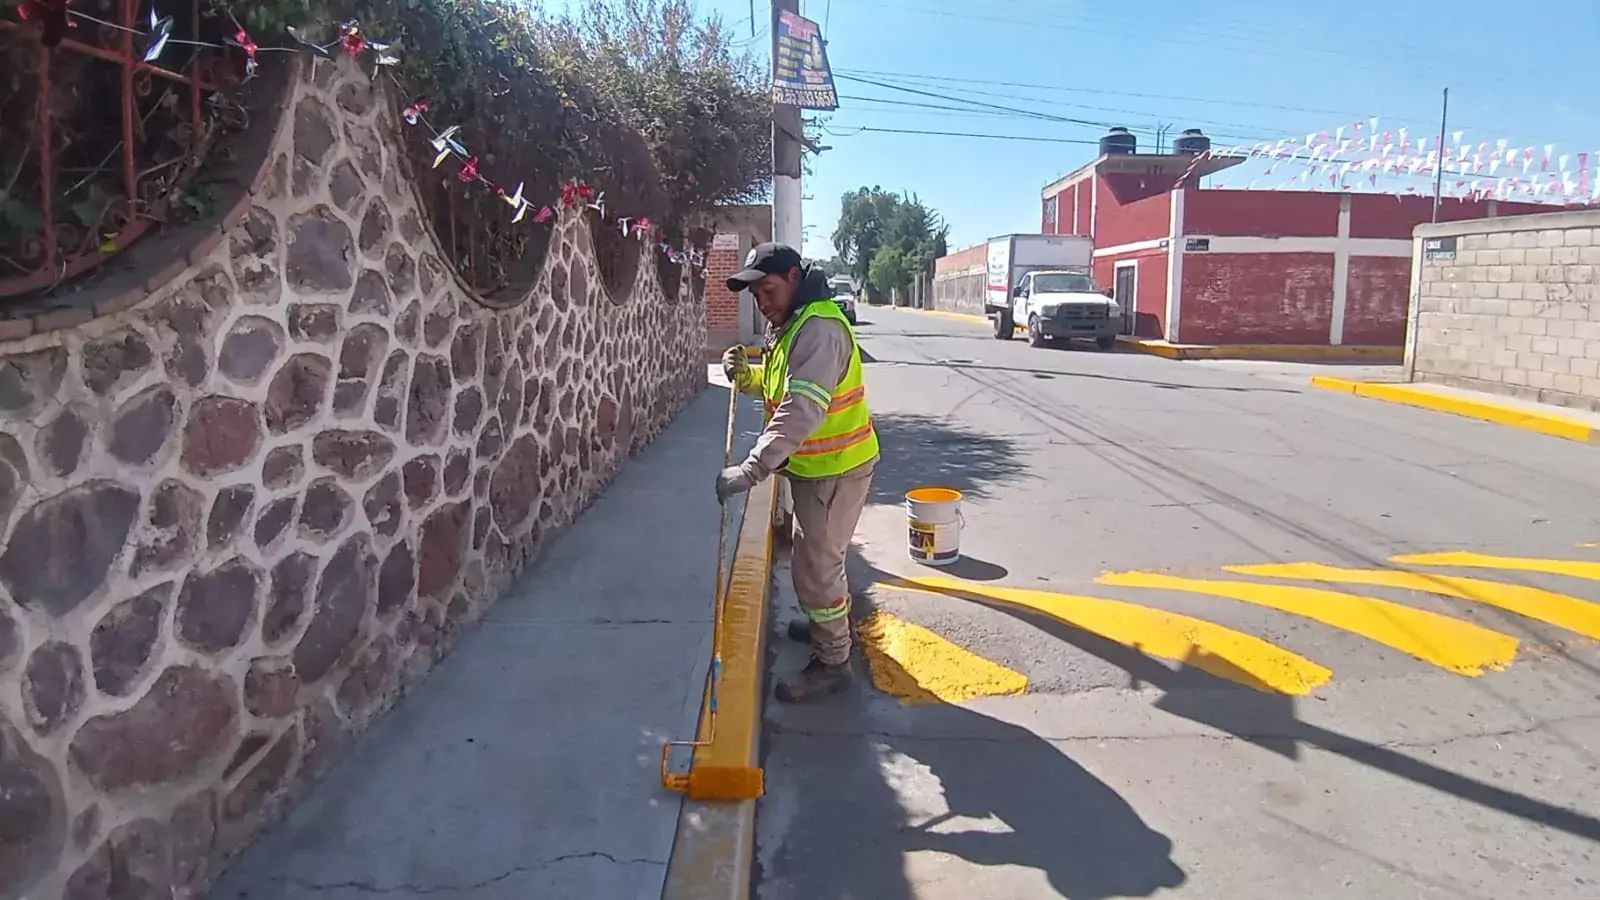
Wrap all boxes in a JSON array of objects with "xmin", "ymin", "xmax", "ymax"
[{"xmin": 726, "ymin": 242, "xmax": 803, "ymax": 292}]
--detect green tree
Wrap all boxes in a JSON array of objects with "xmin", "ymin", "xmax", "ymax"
[
  {"xmin": 537, "ymin": 0, "xmax": 771, "ymax": 224},
  {"xmin": 832, "ymin": 187, "xmax": 948, "ymax": 300},
  {"xmin": 867, "ymin": 245, "xmax": 909, "ymax": 298}
]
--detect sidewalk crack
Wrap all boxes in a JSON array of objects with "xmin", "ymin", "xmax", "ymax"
[{"xmin": 276, "ymin": 852, "xmax": 668, "ymax": 894}]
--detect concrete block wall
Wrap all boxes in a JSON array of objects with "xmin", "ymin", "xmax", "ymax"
[{"xmin": 1408, "ymin": 209, "xmax": 1600, "ymax": 412}]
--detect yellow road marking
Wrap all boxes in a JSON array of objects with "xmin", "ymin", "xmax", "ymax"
[
  {"xmin": 884, "ymin": 576, "xmax": 1332, "ymax": 695},
  {"xmin": 1393, "ymin": 551, "xmax": 1600, "ymax": 583},
  {"xmin": 857, "ymin": 609, "xmax": 1028, "ymax": 705},
  {"xmin": 1228, "ymin": 563, "xmax": 1600, "ymax": 642},
  {"xmin": 1097, "ymin": 571, "xmax": 1519, "ymax": 677}
]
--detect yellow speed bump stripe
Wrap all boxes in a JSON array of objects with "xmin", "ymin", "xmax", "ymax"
[
  {"xmin": 1098, "ymin": 571, "xmax": 1518, "ymax": 676},
  {"xmin": 886, "ymin": 576, "xmax": 1332, "ymax": 695},
  {"xmin": 1393, "ymin": 551, "xmax": 1600, "ymax": 583},
  {"xmin": 1228, "ymin": 563, "xmax": 1600, "ymax": 641},
  {"xmin": 857, "ymin": 610, "xmax": 1028, "ymax": 705}
]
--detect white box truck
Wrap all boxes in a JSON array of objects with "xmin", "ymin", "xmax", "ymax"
[{"xmin": 984, "ymin": 234, "xmax": 1120, "ymax": 349}]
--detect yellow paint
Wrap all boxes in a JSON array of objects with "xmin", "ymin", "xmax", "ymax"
[
  {"xmin": 1311, "ymin": 376, "xmax": 1598, "ymax": 443},
  {"xmin": 683, "ymin": 479, "xmax": 775, "ymax": 800},
  {"xmin": 856, "ymin": 610, "xmax": 1028, "ymax": 705},
  {"xmin": 886, "ymin": 576, "xmax": 1332, "ymax": 695},
  {"xmin": 906, "ymin": 486, "xmax": 963, "ymax": 504},
  {"xmin": 1228, "ymin": 562, "xmax": 1600, "ymax": 642},
  {"xmin": 903, "ymin": 306, "xmax": 1024, "ymax": 331},
  {"xmin": 1097, "ymin": 571, "xmax": 1519, "ymax": 677},
  {"xmin": 1393, "ymin": 551, "xmax": 1600, "ymax": 583},
  {"xmin": 1120, "ymin": 338, "xmax": 1402, "ymax": 363}
]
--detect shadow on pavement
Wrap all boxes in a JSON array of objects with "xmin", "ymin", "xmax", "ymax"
[
  {"xmin": 863, "ymin": 356, "xmax": 1300, "ymax": 394},
  {"xmin": 848, "ymin": 556, "xmax": 1600, "ymax": 846},
  {"xmin": 867, "ymin": 411, "xmax": 1029, "ymax": 507},
  {"xmin": 760, "ymin": 546, "xmax": 1186, "ymax": 900}
]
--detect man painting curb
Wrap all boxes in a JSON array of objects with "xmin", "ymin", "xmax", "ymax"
[{"xmin": 715, "ymin": 243, "xmax": 879, "ymax": 703}]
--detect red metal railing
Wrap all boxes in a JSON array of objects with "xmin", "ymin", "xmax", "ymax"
[{"xmin": 0, "ymin": 0, "xmax": 228, "ymax": 298}]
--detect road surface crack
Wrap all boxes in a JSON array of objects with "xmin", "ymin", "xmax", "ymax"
[{"xmin": 274, "ymin": 851, "xmax": 667, "ymax": 894}]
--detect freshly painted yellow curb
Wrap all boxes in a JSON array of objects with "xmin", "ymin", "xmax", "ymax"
[
  {"xmin": 685, "ymin": 479, "xmax": 773, "ymax": 799},
  {"xmin": 898, "ymin": 305, "xmax": 1024, "ymax": 331},
  {"xmin": 662, "ymin": 478, "xmax": 774, "ymax": 900},
  {"xmin": 1119, "ymin": 336, "xmax": 1403, "ymax": 362},
  {"xmin": 1311, "ymin": 376, "xmax": 1598, "ymax": 444}
]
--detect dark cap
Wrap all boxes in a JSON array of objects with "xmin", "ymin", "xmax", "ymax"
[{"xmin": 726, "ymin": 242, "xmax": 803, "ymax": 292}]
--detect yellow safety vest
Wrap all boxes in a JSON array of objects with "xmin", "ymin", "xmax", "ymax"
[{"xmin": 761, "ymin": 301, "xmax": 879, "ymax": 479}]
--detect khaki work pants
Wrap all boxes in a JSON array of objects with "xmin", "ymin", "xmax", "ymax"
[{"xmin": 787, "ymin": 459, "xmax": 876, "ymax": 665}]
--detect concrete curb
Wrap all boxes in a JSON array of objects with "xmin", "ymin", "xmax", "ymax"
[
  {"xmin": 1119, "ymin": 336, "xmax": 1404, "ymax": 362},
  {"xmin": 662, "ymin": 477, "xmax": 776, "ymax": 900},
  {"xmin": 1310, "ymin": 376, "xmax": 1599, "ymax": 444},
  {"xmin": 895, "ymin": 305, "xmax": 1024, "ymax": 331}
]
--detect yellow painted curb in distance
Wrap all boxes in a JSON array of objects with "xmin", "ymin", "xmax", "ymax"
[
  {"xmin": 1119, "ymin": 336, "xmax": 1404, "ymax": 363},
  {"xmin": 1311, "ymin": 376, "xmax": 1598, "ymax": 444}
]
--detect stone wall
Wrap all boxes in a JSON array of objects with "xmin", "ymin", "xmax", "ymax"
[
  {"xmin": 1408, "ymin": 210, "xmax": 1600, "ymax": 411},
  {"xmin": 0, "ymin": 55, "xmax": 705, "ymax": 899}
]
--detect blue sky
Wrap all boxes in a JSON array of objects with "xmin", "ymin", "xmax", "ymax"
[{"xmin": 573, "ymin": 0, "xmax": 1600, "ymax": 259}]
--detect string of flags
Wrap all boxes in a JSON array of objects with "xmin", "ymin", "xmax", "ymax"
[
  {"xmin": 1191, "ymin": 116, "xmax": 1599, "ymax": 205},
  {"xmin": 5, "ymin": 4, "xmax": 710, "ymax": 271}
]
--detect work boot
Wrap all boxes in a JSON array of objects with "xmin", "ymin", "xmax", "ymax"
[
  {"xmin": 775, "ymin": 656, "xmax": 853, "ymax": 703},
  {"xmin": 785, "ymin": 618, "xmax": 811, "ymax": 642}
]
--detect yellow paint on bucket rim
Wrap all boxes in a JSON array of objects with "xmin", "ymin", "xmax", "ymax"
[{"xmin": 906, "ymin": 487, "xmax": 964, "ymax": 504}]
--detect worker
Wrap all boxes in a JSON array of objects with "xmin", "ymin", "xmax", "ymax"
[{"xmin": 716, "ymin": 243, "xmax": 879, "ymax": 703}]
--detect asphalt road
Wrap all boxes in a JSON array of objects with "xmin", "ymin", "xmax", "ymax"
[{"xmin": 753, "ymin": 305, "xmax": 1600, "ymax": 900}]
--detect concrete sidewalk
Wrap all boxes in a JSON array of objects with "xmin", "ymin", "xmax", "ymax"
[{"xmin": 212, "ymin": 382, "xmax": 759, "ymax": 900}]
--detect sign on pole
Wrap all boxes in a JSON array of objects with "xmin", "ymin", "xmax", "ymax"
[{"xmin": 772, "ymin": 11, "xmax": 838, "ymax": 111}]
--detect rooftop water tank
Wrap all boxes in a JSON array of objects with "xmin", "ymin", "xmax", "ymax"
[
  {"xmin": 1173, "ymin": 128, "xmax": 1211, "ymax": 156},
  {"xmin": 1099, "ymin": 127, "xmax": 1137, "ymax": 156}
]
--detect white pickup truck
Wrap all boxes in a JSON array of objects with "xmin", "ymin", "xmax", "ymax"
[{"xmin": 985, "ymin": 234, "xmax": 1120, "ymax": 349}]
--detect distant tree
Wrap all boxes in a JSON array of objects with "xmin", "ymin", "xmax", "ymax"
[
  {"xmin": 867, "ymin": 245, "xmax": 909, "ymax": 298},
  {"xmin": 832, "ymin": 187, "xmax": 947, "ymax": 301}
]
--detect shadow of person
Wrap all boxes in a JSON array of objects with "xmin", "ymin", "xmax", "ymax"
[{"xmin": 761, "ymin": 551, "xmax": 1186, "ymax": 899}]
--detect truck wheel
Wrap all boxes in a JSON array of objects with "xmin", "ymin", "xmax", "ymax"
[
  {"xmin": 1096, "ymin": 334, "xmax": 1117, "ymax": 350},
  {"xmin": 993, "ymin": 309, "xmax": 1014, "ymax": 340},
  {"xmin": 1027, "ymin": 315, "xmax": 1048, "ymax": 348}
]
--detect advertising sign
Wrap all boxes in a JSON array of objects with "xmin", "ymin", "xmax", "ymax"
[{"xmin": 772, "ymin": 11, "xmax": 838, "ymax": 110}]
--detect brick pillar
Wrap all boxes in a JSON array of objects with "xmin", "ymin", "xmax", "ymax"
[{"xmin": 705, "ymin": 233, "xmax": 746, "ymax": 352}]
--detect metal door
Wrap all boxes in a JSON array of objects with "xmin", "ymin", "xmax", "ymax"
[{"xmin": 1113, "ymin": 264, "xmax": 1137, "ymax": 334}]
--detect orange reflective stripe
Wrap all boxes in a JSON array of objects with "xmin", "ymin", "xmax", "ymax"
[
  {"xmin": 794, "ymin": 423, "xmax": 876, "ymax": 456},
  {"xmin": 827, "ymin": 385, "xmax": 865, "ymax": 413}
]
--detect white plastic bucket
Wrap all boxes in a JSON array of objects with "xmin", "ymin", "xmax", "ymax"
[{"xmin": 905, "ymin": 487, "xmax": 963, "ymax": 566}]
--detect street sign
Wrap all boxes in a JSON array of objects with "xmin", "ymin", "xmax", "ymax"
[
  {"xmin": 772, "ymin": 11, "xmax": 838, "ymax": 111},
  {"xmin": 1423, "ymin": 236, "xmax": 1457, "ymax": 261},
  {"xmin": 1185, "ymin": 238, "xmax": 1211, "ymax": 252}
]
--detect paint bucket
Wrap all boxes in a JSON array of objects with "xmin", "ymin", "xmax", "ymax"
[{"xmin": 905, "ymin": 487, "xmax": 963, "ymax": 566}]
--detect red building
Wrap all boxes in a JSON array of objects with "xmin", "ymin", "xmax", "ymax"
[{"xmin": 1042, "ymin": 152, "xmax": 1552, "ymax": 345}]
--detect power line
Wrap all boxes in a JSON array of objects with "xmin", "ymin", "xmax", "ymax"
[
  {"xmin": 832, "ymin": 67, "xmax": 1432, "ymax": 126},
  {"xmin": 836, "ymin": 73, "xmax": 1301, "ymax": 143},
  {"xmin": 824, "ymin": 124, "xmax": 1105, "ymax": 145}
]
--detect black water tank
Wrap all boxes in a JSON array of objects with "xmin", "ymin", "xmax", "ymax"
[
  {"xmin": 1099, "ymin": 127, "xmax": 1137, "ymax": 156},
  {"xmin": 1173, "ymin": 128, "xmax": 1211, "ymax": 155}
]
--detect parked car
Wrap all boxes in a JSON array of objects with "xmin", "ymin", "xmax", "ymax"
[{"xmin": 828, "ymin": 275, "xmax": 859, "ymax": 324}]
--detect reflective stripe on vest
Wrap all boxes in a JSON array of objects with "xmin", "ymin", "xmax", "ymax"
[{"xmin": 761, "ymin": 301, "xmax": 880, "ymax": 479}]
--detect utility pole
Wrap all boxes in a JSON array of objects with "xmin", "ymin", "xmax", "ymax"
[
  {"xmin": 772, "ymin": 0, "xmax": 803, "ymax": 250},
  {"xmin": 1431, "ymin": 88, "xmax": 1449, "ymax": 223}
]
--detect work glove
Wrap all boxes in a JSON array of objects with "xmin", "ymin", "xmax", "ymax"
[
  {"xmin": 721, "ymin": 345, "xmax": 749, "ymax": 384},
  {"xmin": 715, "ymin": 465, "xmax": 754, "ymax": 504}
]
